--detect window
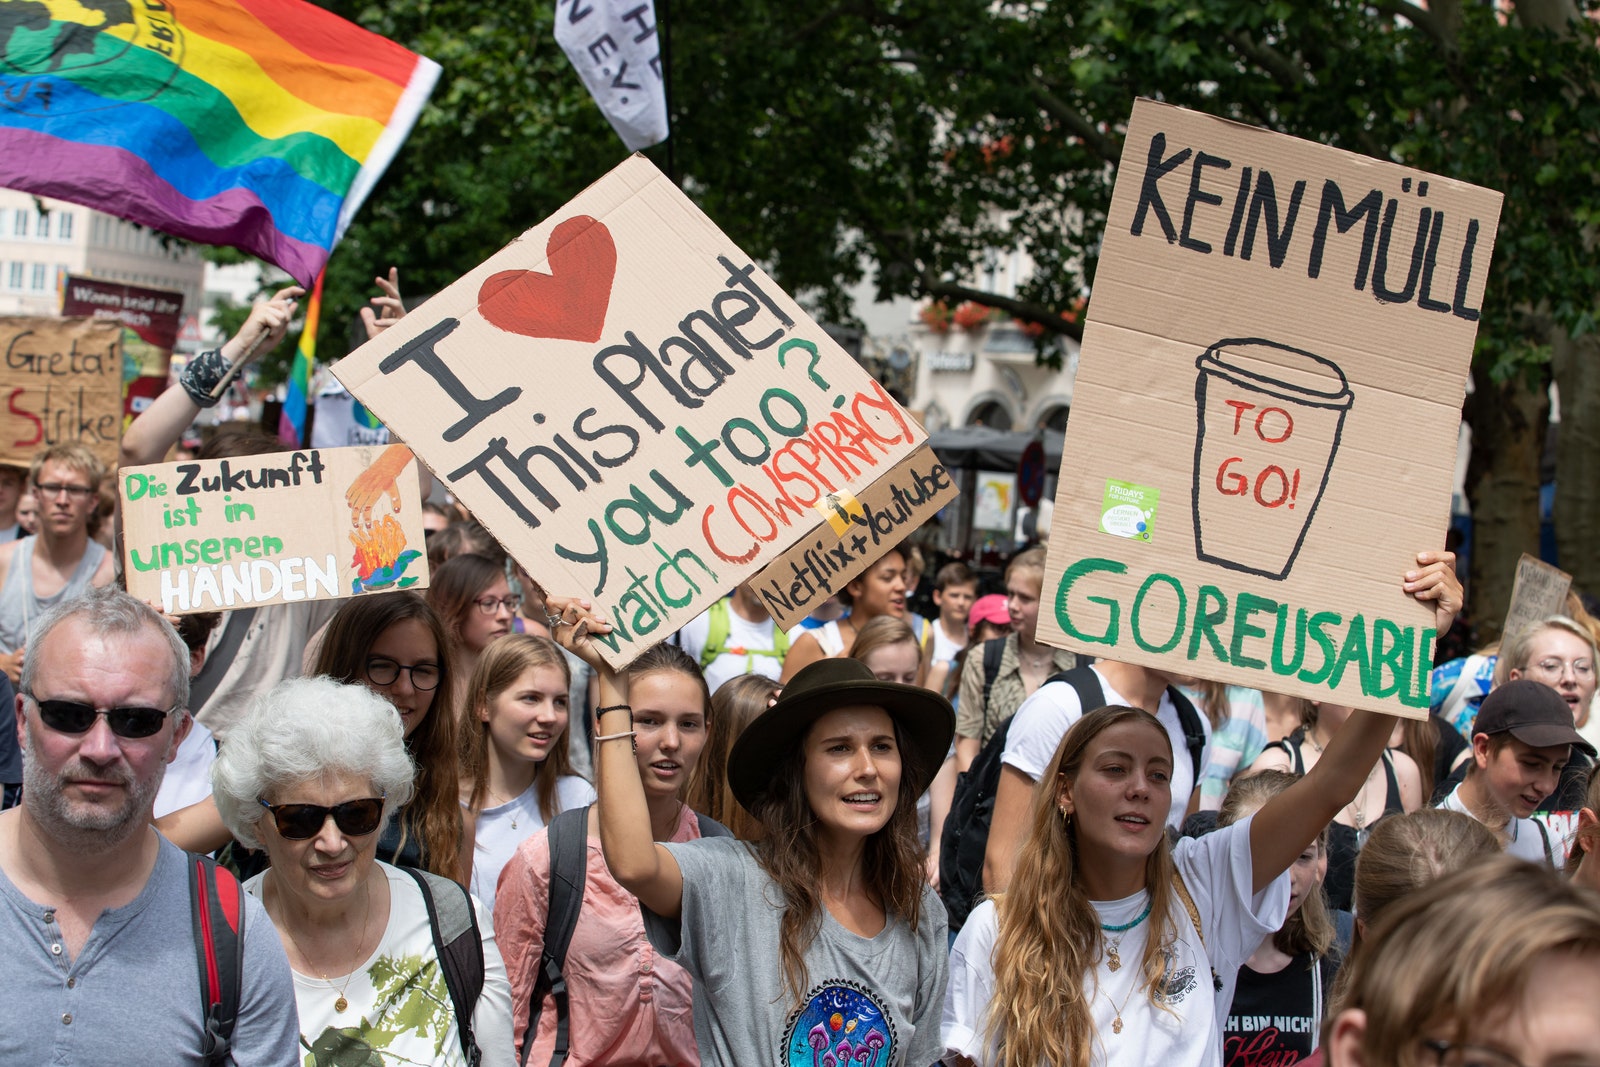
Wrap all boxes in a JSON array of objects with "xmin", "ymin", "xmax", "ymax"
[
  {"xmin": 35, "ymin": 214, "xmax": 48, "ymax": 239},
  {"xmin": 30, "ymin": 263, "xmax": 46, "ymax": 290},
  {"xmin": 7, "ymin": 263, "xmax": 22, "ymax": 289},
  {"xmin": 12, "ymin": 210, "xmax": 26, "ymax": 237},
  {"xmin": 57, "ymin": 213, "xmax": 73, "ymax": 240}
]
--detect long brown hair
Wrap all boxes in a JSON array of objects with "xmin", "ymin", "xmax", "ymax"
[
  {"xmin": 751, "ymin": 712, "xmax": 928, "ymax": 1004},
  {"xmin": 460, "ymin": 634, "xmax": 575, "ymax": 820},
  {"xmin": 1219, "ymin": 769, "xmax": 1334, "ymax": 958},
  {"xmin": 685, "ymin": 673, "xmax": 777, "ymax": 841},
  {"xmin": 987, "ymin": 706, "xmax": 1183, "ymax": 1067},
  {"xmin": 427, "ymin": 552, "xmax": 506, "ymax": 648},
  {"xmin": 313, "ymin": 592, "xmax": 463, "ymax": 882}
]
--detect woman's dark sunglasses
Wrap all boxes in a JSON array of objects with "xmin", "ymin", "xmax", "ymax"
[
  {"xmin": 30, "ymin": 696, "xmax": 174, "ymax": 739},
  {"xmin": 258, "ymin": 797, "xmax": 385, "ymax": 840}
]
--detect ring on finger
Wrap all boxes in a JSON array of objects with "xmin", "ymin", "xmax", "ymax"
[{"xmin": 545, "ymin": 610, "xmax": 563, "ymax": 628}]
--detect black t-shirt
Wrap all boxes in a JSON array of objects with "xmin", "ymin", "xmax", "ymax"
[{"xmin": 1224, "ymin": 952, "xmax": 1322, "ymax": 1066}]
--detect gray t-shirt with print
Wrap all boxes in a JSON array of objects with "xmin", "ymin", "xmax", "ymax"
[
  {"xmin": 644, "ymin": 836, "xmax": 948, "ymax": 1067},
  {"xmin": 0, "ymin": 832, "xmax": 301, "ymax": 1065}
]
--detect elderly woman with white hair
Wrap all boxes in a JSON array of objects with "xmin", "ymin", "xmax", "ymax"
[{"xmin": 212, "ymin": 675, "xmax": 515, "ymax": 1066}]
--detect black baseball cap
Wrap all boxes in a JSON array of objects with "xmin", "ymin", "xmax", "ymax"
[{"xmin": 1474, "ymin": 679, "xmax": 1597, "ymax": 756}]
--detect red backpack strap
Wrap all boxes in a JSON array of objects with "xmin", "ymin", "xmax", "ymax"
[{"xmin": 189, "ymin": 853, "xmax": 245, "ymax": 1066}]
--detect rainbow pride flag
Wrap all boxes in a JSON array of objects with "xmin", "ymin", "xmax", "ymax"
[
  {"xmin": 278, "ymin": 268, "xmax": 321, "ymax": 445},
  {"xmin": 0, "ymin": 0, "xmax": 439, "ymax": 285}
]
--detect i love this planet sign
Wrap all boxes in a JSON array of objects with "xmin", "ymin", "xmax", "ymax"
[{"xmin": 333, "ymin": 156, "xmax": 929, "ymax": 666}]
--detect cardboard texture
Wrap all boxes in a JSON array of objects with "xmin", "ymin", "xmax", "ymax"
[
  {"xmin": 749, "ymin": 445, "xmax": 958, "ymax": 631},
  {"xmin": 120, "ymin": 445, "xmax": 429, "ymax": 614},
  {"xmin": 0, "ymin": 317, "xmax": 123, "ymax": 471},
  {"xmin": 331, "ymin": 155, "xmax": 929, "ymax": 665},
  {"xmin": 1038, "ymin": 100, "xmax": 1503, "ymax": 717},
  {"xmin": 1503, "ymin": 554, "xmax": 1571, "ymax": 646}
]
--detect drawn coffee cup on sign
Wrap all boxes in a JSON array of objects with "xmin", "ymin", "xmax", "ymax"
[{"xmin": 1190, "ymin": 338, "xmax": 1353, "ymax": 581}]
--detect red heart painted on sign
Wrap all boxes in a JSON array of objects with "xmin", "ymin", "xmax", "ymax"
[{"xmin": 477, "ymin": 215, "xmax": 616, "ymax": 342}]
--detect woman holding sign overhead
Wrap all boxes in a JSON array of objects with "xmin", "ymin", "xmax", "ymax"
[{"xmin": 941, "ymin": 553, "xmax": 1462, "ymax": 1067}]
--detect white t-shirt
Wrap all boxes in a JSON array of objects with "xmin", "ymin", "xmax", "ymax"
[
  {"xmin": 1004, "ymin": 667, "xmax": 1210, "ymax": 829},
  {"xmin": 152, "ymin": 717, "xmax": 217, "ymax": 819},
  {"xmin": 1439, "ymin": 784, "xmax": 1558, "ymax": 867},
  {"xmin": 471, "ymin": 775, "xmax": 596, "ymax": 912},
  {"xmin": 676, "ymin": 602, "xmax": 786, "ymax": 693},
  {"xmin": 943, "ymin": 816, "xmax": 1287, "ymax": 1067},
  {"xmin": 246, "ymin": 862, "xmax": 515, "ymax": 1067},
  {"xmin": 929, "ymin": 620, "xmax": 966, "ymax": 667}
]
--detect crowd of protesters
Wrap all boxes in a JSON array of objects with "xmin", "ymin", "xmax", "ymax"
[{"xmin": 2, "ymin": 279, "xmax": 1599, "ymax": 1067}]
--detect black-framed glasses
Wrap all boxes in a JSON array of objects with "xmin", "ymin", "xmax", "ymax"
[
  {"xmin": 28, "ymin": 695, "xmax": 176, "ymax": 739},
  {"xmin": 33, "ymin": 482, "xmax": 95, "ymax": 500},
  {"xmin": 365, "ymin": 656, "xmax": 441, "ymax": 691},
  {"xmin": 257, "ymin": 797, "xmax": 385, "ymax": 840},
  {"xmin": 1420, "ymin": 1039, "xmax": 1600, "ymax": 1067},
  {"xmin": 474, "ymin": 594, "xmax": 521, "ymax": 615}
]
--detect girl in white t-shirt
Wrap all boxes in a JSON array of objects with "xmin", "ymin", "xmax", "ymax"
[
  {"xmin": 943, "ymin": 551, "xmax": 1464, "ymax": 1067},
  {"xmin": 460, "ymin": 634, "xmax": 595, "ymax": 911}
]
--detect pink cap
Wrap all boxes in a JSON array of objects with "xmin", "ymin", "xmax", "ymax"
[{"xmin": 968, "ymin": 594, "xmax": 1009, "ymax": 633}]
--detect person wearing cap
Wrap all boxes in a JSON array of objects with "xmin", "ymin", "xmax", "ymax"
[
  {"xmin": 547, "ymin": 594, "xmax": 953, "ymax": 1067},
  {"xmin": 1436, "ymin": 678, "xmax": 1597, "ymax": 866}
]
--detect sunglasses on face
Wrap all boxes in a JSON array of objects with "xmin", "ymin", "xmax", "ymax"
[
  {"xmin": 30, "ymin": 696, "xmax": 175, "ymax": 738},
  {"xmin": 257, "ymin": 797, "xmax": 386, "ymax": 840}
]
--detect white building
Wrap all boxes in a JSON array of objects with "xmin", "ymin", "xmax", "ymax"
[{"xmin": 0, "ymin": 189, "xmax": 206, "ymax": 320}]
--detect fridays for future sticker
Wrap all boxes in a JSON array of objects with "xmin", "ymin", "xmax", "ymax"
[{"xmin": 1101, "ymin": 479, "xmax": 1158, "ymax": 542}]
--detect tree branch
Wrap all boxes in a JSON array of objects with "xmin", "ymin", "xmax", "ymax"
[
  {"xmin": 1222, "ymin": 30, "xmax": 1313, "ymax": 90},
  {"xmin": 921, "ymin": 276, "xmax": 1084, "ymax": 342},
  {"xmin": 1370, "ymin": 0, "xmax": 1449, "ymax": 45},
  {"xmin": 1025, "ymin": 75, "xmax": 1120, "ymax": 165}
]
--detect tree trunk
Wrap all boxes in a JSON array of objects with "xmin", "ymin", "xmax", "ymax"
[
  {"xmin": 1552, "ymin": 330, "xmax": 1600, "ymax": 599},
  {"xmin": 1462, "ymin": 366, "xmax": 1549, "ymax": 643}
]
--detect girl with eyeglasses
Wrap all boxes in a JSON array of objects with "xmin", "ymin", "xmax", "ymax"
[
  {"xmin": 1325, "ymin": 856, "xmax": 1600, "ymax": 1067},
  {"xmin": 429, "ymin": 553, "xmax": 523, "ymax": 718},
  {"xmin": 459, "ymin": 634, "xmax": 594, "ymax": 912},
  {"xmin": 314, "ymin": 591, "xmax": 467, "ymax": 882},
  {"xmin": 213, "ymin": 675, "xmax": 516, "ymax": 1066}
]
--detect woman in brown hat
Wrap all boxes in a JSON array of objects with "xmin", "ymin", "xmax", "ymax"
[{"xmin": 548, "ymin": 594, "xmax": 954, "ymax": 1067}]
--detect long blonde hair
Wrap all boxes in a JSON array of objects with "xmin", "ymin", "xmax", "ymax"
[
  {"xmin": 684, "ymin": 673, "xmax": 776, "ymax": 841},
  {"xmin": 460, "ymin": 634, "xmax": 574, "ymax": 820},
  {"xmin": 987, "ymin": 706, "xmax": 1182, "ymax": 1067}
]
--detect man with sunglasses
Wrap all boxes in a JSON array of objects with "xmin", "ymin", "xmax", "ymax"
[
  {"xmin": 0, "ymin": 444, "xmax": 118, "ymax": 685},
  {"xmin": 0, "ymin": 588, "xmax": 298, "ymax": 1064}
]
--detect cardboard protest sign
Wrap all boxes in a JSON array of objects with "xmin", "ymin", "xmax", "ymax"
[
  {"xmin": 0, "ymin": 317, "xmax": 122, "ymax": 471},
  {"xmin": 60, "ymin": 276, "xmax": 184, "ymax": 420},
  {"xmin": 332, "ymin": 155, "xmax": 928, "ymax": 666},
  {"xmin": 750, "ymin": 445, "xmax": 958, "ymax": 631},
  {"xmin": 1502, "ymin": 554, "xmax": 1571, "ymax": 646},
  {"xmin": 1038, "ymin": 100, "xmax": 1502, "ymax": 717},
  {"xmin": 120, "ymin": 444, "xmax": 429, "ymax": 614}
]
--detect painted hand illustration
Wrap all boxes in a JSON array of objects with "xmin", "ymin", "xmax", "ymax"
[{"xmin": 345, "ymin": 443, "xmax": 413, "ymax": 529}]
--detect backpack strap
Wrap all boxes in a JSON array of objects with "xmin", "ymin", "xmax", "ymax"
[
  {"xmin": 1171, "ymin": 867, "xmax": 1223, "ymax": 993},
  {"xmin": 1165, "ymin": 685, "xmax": 1208, "ymax": 786},
  {"xmin": 403, "ymin": 866, "xmax": 485, "ymax": 1067},
  {"xmin": 700, "ymin": 599, "xmax": 730, "ymax": 670},
  {"xmin": 1042, "ymin": 664, "xmax": 1107, "ymax": 722},
  {"xmin": 188, "ymin": 852, "xmax": 244, "ymax": 1067},
  {"xmin": 694, "ymin": 812, "xmax": 734, "ymax": 839},
  {"xmin": 524, "ymin": 805, "xmax": 591, "ymax": 1066},
  {"xmin": 978, "ymin": 637, "xmax": 1007, "ymax": 737}
]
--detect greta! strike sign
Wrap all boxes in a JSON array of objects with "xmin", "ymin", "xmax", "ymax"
[
  {"xmin": 1037, "ymin": 101, "xmax": 1502, "ymax": 717},
  {"xmin": 333, "ymin": 157, "xmax": 929, "ymax": 666}
]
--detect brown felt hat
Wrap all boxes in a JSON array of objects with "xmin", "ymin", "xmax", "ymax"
[{"xmin": 727, "ymin": 657, "xmax": 955, "ymax": 814}]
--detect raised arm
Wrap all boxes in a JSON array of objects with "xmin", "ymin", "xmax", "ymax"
[
  {"xmin": 547, "ymin": 595, "xmax": 685, "ymax": 919},
  {"xmin": 121, "ymin": 286, "xmax": 302, "ymax": 466},
  {"xmin": 1248, "ymin": 549, "xmax": 1462, "ymax": 893},
  {"xmin": 982, "ymin": 764, "xmax": 1035, "ymax": 894}
]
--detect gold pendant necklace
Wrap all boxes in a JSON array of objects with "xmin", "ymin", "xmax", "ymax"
[{"xmin": 277, "ymin": 877, "xmax": 373, "ymax": 1014}]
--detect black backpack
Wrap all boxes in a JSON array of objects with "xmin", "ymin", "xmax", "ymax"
[
  {"xmin": 189, "ymin": 853, "xmax": 244, "ymax": 1067},
  {"xmin": 403, "ymin": 867, "xmax": 487, "ymax": 1066},
  {"xmin": 937, "ymin": 666, "xmax": 1208, "ymax": 932},
  {"xmin": 522, "ymin": 804, "xmax": 731, "ymax": 1066}
]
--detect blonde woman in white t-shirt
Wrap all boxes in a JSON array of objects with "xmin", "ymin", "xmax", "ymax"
[{"xmin": 943, "ymin": 551, "xmax": 1462, "ymax": 1067}]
